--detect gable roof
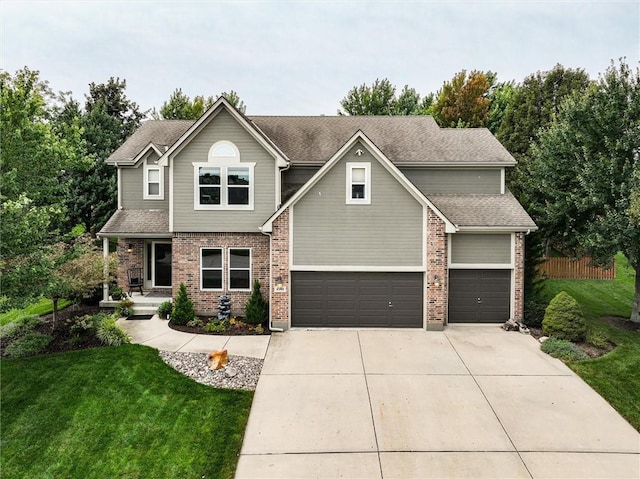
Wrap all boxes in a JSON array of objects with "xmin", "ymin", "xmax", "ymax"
[
  {"xmin": 107, "ymin": 113, "xmax": 516, "ymax": 167},
  {"xmin": 427, "ymin": 192, "xmax": 538, "ymax": 231},
  {"xmin": 250, "ymin": 116, "xmax": 516, "ymax": 166},
  {"xmin": 106, "ymin": 120, "xmax": 192, "ymax": 165},
  {"xmin": 261, "ymin": 130, "xmax": 457, "ymax": 234}
]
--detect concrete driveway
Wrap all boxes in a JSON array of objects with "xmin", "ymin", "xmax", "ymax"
[{"xmin": 236, "ymin": 326, "xmax": 639, "ymax": 478}]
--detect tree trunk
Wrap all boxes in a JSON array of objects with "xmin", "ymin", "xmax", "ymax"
[
  {"xmin": 52, "ymin": 298, "xmax": 59, "ymax": 331},
  {"xmin": 632, "ymin": 267, "xmax": 640, "ymax": 323}
]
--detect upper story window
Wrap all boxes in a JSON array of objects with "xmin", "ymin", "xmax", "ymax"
[
  {"xmin": 193, "ymin": 141, "xmax": 255, "ymax": 210},
  {"xmin": 346, "ymin": 162, "xmax": 371, "ymax": 205},
  {"xmin": 144, "ymin": 162, "xmax": 164, "ymax": 200}
]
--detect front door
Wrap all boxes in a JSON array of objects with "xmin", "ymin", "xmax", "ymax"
[{"xmin": 152, "ymin": 242, "xmax": 172, "ymax": 288}]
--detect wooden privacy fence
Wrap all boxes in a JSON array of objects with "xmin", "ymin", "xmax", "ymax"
[{"xmin": 538, "ymin": 257, "xmax": 615, "ymax": 280}]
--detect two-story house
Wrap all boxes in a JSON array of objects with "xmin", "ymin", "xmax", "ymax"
[{"xmin": 98, "ymin": 97, "xmax": 536, "ymax": 330}]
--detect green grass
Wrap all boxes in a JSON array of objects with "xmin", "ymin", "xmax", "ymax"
[
  {"xmin": 1, "ymin": 345, "xmax": 253, "ymax": 479},
  {"xmin": 540, "ymin": 252, "xmax": 640, "ymax": 431},
  {"xmin": 0, "ymin": 298, "xmax": 73, "ymax": 326}
]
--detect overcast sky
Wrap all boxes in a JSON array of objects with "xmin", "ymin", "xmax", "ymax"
[{"xmin": 2, "ymin": 1, "xmax": 638, "ymax": 116}]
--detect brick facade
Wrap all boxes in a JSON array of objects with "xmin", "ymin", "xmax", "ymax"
[
  {"xmin": 426, "ymin": 208, "xmax": 448, "ymax": 330},
  {"xmin": 116, "ymin": 238, "xmax": 145, "ymax": 294},
  {"xmin": 270, "ymin": 208, "xmax": 290, "ymax": 328},
  {"xmin": 172, "ymin": 232, "xmax": 270, "ymax": 317},
  {"xmin": 513, "ymin": 232, "xmax": 525, "ymax": 322}
]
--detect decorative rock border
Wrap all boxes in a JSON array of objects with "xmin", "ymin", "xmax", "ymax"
[{"xmin": 159, "ymin": 351, "xmax": 263, "ymax": 391}]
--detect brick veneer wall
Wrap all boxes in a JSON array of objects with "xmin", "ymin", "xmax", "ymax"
[
  {"xmin": 513, "ymin": 232, "xmax": 525, "ymax": 322},
  {"xmin": 270, "ymin": 208, "xmax": 290, "ymax": 327},
  {"xmin": 426, "ymin": 209, "xmax": 448, "ymax": 330},
  {"xmin": 116, "ymin": 238, "xmax": 145, "ymax": 293},
  {"xmin": 172, "ymin": 232, "xmax": 270, "ymax": 317}
]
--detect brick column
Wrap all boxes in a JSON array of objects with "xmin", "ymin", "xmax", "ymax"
[
  {"xmin": 513, "ymin": 232, "xmax": 525, "ymax": 322},
  {"xmin": 426, "ymin": 209, "xmax": 448, "ymax": 331},
  {"xmin": 270, "ymin": 208, "xmax": 290, "ymax": 330}
]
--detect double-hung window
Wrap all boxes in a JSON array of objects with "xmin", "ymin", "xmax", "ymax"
[
  {"xmin": 193, "ymin": 141, "xmax": 254, "ymax": 210},
  {"xmin": 229, "ymin": 248, "xmax": 251, "ymax": 290},
  {"xmin": 144, "ymin": 164, "xmax": 164, "ymax": 200},
  {"xmin": 201, "ymin": 248, "xmax": 223, "ymax": 290},
  {"xmin": 346, "ymin": 162, "xmax": 371, "ymax": 204}
]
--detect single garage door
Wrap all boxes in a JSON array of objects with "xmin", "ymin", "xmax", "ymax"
[
  {"xmin": 448, "ymin": 269, "xmax": 511, "ymax": 323},
  {"xmin": 291, "ymin": 272, "xmax": 423, "ymax": 328}
]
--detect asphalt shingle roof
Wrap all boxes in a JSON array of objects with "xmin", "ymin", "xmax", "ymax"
[
  {"xmin": 99, "ymin": 209, "xmax": 170, "ymax": 236},
  {"xmin": 106, "ymin": 116, "xmax": 516, "ymax": 166},
  {"xmin": 107, "ymin": 120, "xmax": 192, "ymax": 165},
  {"xmin": 427, "ymin": 192, "xmax": 537, "ymax": 229}
]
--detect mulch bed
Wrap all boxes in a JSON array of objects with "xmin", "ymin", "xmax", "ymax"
[
  {"xmin": 602, "ymin": 316, "xmax": 640, "ymax": 333},
  {"xmin": 168, "ymin": 316, "xmax": 271, "ymax": 336},
  {"xmin": 1, "ymin": 303, "xmax": 106, "ymax": 357}
]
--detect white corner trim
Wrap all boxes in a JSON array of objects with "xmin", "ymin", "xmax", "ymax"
[{"xmin": 500, "ymin": 168, "xmax": 505, "ymax": 195}]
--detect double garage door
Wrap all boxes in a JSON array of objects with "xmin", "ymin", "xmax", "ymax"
[
  {"xmin": 448, "ymin": 270, "xmax": 511, "ymax": 323},
  {"xmin": 291, "ymin": 272, "xmax": 423, "ymax": 328}
]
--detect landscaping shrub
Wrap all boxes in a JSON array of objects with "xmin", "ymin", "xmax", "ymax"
[
  {"xmin": 523, "ymin": 296, "xmax": 547, "ymax": 328},
  {"xmin": 115, "ymin": 299, "xmax": 134, "ymax": 318},
  {"xmin": 96, "ymin": 316, "xmax": 130, "ymax": 346},
  {"xmin": 245, "ymin": 279, "xmax": 268, "ymax": 326},
  {"xmin": 204, "ymin": 319, "xmax": 229, "ymax": 333},
  {"xmin": 172, "ymin": 283, "xmax": 195, "ymax": 325},
  {"xmin": 541, "ymin": 337, "xmax": 589, "ymax": 362},
  {"xmin": 5, "ymin": 333, "xmax": 53, "ymax": 358},
  {"xmin": 157, "ymin": 301, "xmax": 173, "ymax": 319},
  {"xmin": 0, "ymin": 315, "xmax": 42, "ymax": 341},
  {"xmin": 542, "ymin": 291, "xmax": 587, "ymax": 342},
  {"xmin": 186, "ymin": 318, "xmax": 204, "ymax": 328}
]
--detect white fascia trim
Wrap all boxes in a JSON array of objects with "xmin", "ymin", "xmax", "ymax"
[
  {"xmin": 457, "ymin": 226, "xmax": 539, "ymax": 232},
  {"xmin": 261, "ymin": 130, "xmax": 457, "ymax": 234},
  {"xmin": 449, "ymin": 263, "xmax": 514, "ymax": 269},
  {"xmin": 158, "ymin": 97, "xmax": 289, "ymax": 168},
  {"xmin": 131, "ymin": 143, "xmax": 163, "ymax": 167},
  {"xmin": 398, "ymin": 161, "xmax": 516, "ymax": 168},
  {"xmin": 290, "ymin": 265, "xmax": 426, "ymax": 272}
]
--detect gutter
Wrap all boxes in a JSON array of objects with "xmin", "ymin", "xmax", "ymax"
[{"xmin": 260, "ymin": 228, "xmax": 284, "ymax": 332}]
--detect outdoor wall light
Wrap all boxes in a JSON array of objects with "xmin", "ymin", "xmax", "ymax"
[
  {"xmin": 275, "ymin": 276, "xmax": 283, "ymax": 289},
  {"xmin": 433, "ymin": 275, "xmax": 441, "ymax": 287},
  {"xmin": 126, "ymin": 243, "xmax": 134, "ymax": 253}
]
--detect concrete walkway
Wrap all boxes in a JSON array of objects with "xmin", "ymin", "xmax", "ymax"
[
  {"xmin": 236, "ymin": 326, "xmax": 640, "ymax": 479},
  {"xmin": 116, "ymin": 315, "xmax": 270, "ymax": 359}
]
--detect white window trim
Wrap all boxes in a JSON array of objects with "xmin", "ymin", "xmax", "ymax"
[
  {"xmin": 346, "ymin": 162, "xmax": 371, "ymax": 205},
  {"xmin": 193, "ymin": 140, "xmax": 255, "ymax": 210},
  {"xmin": 228, "ymin": 248, "xmax": 252, "ymax": 291},
  {"xmin": 144, "ymin": 164, "xmax": 164, "ymax": 200},
  {"xmin": 200, "ymin": 247, "xmax": 224, "ymax": 291}
]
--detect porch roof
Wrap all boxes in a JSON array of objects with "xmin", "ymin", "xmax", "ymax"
[{"xmin": 98, "ymin": 209, "xmax": 171, "ymax": 238}]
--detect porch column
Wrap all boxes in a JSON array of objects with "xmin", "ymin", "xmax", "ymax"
[{"xmin": 102, "ymin": 236, "xmax": 110, "ymax": 302}]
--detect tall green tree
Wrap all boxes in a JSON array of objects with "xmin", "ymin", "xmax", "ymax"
[
  {"xmin": 527, "ymin": 60, "xmax": 640, "ymax": 322},
  {"xmin": 486, "ymin": 81, "xmax": 516, "ymax": 135},
  {"xmin": 339, "ymin": 79, "xmax": 430, "ymax": 115},
  {"xmin": 430, "ymin": 70, "xmax": 494, "ymax": 127},
  {"xmin": 152, "ymin": 88, "xmax": 246, "ymax": 120},
  {"xmin": 58, "ymin": 78, "xmax": 145, "ymax": 235}
]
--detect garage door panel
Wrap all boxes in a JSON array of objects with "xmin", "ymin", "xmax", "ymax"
[
  {"xmin": 449, "ymin": 269, "xmax": 510, "ymax": 323},
  {"xmin": 292, "ymin": 272, "xmax": 423, "ymax": 327}
]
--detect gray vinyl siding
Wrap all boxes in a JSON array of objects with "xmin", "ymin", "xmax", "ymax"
[
  {"xmin": 402, "ymin": 168, "xmax": 501, "ymax": 194},
  {"xmin": 172, "ymin": 109, "xmax": 277, "ymax": 232},
  {"xmin": 282, "ymin": 166, "xmax": 320, "ymax": 202},
  {"xmin": 120, "ymin": 160, "xmax": 169, "ymax": 210},
  {"xmin": 293, "ymin": 143, "xmax": 423, "ymax": 267},
  {"xmin": 450, "ymin": 234, "xmax": 512, "ymax": 264}
]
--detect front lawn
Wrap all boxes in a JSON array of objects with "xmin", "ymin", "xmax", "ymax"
[
  {"xmin": 540, "ymin": 252, "xmax": 640, "ymax": 431},
  {"xmin": 0, "ymin": 298, "xmax": 73, "ymax": 326},
  {"xmin": 1, "ymin": 345, "xmax": 253, "ymax": 479}
]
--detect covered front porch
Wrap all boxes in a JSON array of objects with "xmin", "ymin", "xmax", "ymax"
[{"xmin": 100, "ymin": 291, "xmax": 172, "ymax": 316}]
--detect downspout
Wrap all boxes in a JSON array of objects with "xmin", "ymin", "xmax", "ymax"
[{"xmin": 261, "ymin": 229, "xmax": 284, "ymax": 332}]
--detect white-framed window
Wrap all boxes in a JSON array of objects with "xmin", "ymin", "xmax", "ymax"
[
  {"xmin": 228, "ymin": 248, "xmax": 251, "ymax": 290},
  {"xmin": 346, "ymin": 162, "xmax": 371, "ymax": 205},
  {"xmin": 201, "ymin": 248, "xmax": 223, "ymax": 290},
  {"xmin": 144, "ymin": 165, "xmax": 164, "ymax": 200},
  {"xmin": 193, "ymin": 141, "xmax": 254, "ymax": 210}
]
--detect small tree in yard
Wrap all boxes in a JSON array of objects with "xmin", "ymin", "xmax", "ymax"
[
  {"xmin": 542, "ymin": 292, "xmax": 587, "ymax": 342},
  {"xmin": 172, "ymin": 283, "xmax": 195, "ymax": 325},
  {"xmin": 245, "ymin": 280, "xmax": 268, "ymax": 326}
]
